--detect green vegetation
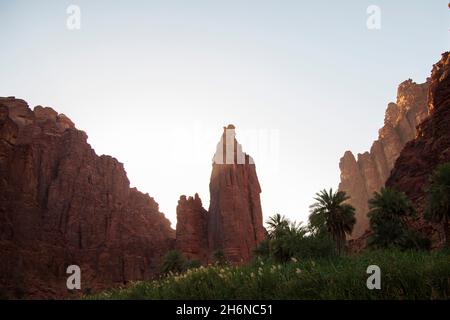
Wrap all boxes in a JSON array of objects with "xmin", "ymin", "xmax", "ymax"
[
  {"xmin": 253, "ymin": 189, "xmax": 355, "ymax": 263},
  {"xmin": 161, "ymin": 250, "xmax": 201, "ymax": 274},
  {"xmin": 88, "ymin": 249, "xmax": 450, "ymax": 300},
  {"xmin": 254, "ymin": 213, "xmax": 335, "ymax": 262},
  {"xmin": 212, "ymin": 250, "xmax": 228, "ymax": 266},
  {"xmin": 161, "ymin": 250, "xmax": 185, "ymax": 274},
  {"xmin": 367, "ymin": 188, "xmax": 429, "ymax": 250},
  {"xmin": 309, "ymin": 188, "xmax": 355, "ymax": 255},
  {"xmin": 425, "ymin": 162, "xmax": 450, "ymax": 247}
]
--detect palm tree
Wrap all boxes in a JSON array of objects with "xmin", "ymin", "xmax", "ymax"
[
  {"xmin": 367, "ymin": 188, "xmax": 416, "ymax": 249},
  {"xmin": 265, "ymin": 214, "xmax": 307, "ymax": 262},
  {"xmin": 266, "ymin": 213, "xmax": 290, "ymax": 239},
  {"xmin": 309, "ymin": 188, "xmax": 355, "ymax": 255},
  {"xmin": 368, "ymin": 187, "xmax": 415, "ymax": 221},
  {"xmin": 425, "ymin": 162, "xmax": 450, "ymax": 248},
  {"xmin": 161, "ymin": 250, "xmax": 185, "ymax": 274}
]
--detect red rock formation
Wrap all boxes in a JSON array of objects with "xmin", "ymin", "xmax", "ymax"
[
  {"xmin": 386, "ymin": 52, "xmax": 450, "ymax": 247},
  {"xmin": 207, "ymin": 125, "xmax": 266, "ymax": 263},
  {"xmin": 339, "ymin": 79, "xmax": 429, "ymax": 239},
  {"xmin": 175, "ymin": 125, "xmax": 266, "ymax": 264},
  {"xmin": 175, "ymin": 194, "xmax": 208, "ymax": 262},
  {"xmin": 0, "ymin": 98, "xmax": 175, "ymax": 299}
]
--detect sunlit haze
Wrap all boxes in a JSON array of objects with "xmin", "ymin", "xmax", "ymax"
[{"xmin": 1, "ymin": 0, "xmax": 448, "ymax": 228}]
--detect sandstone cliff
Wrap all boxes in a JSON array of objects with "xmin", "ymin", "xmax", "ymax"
[
  {"xmin": 176, "ymin": 125, "xmax": 266, "ymax": 263},
  {"xmin": 0, "ymin": 98, "xmax": 175, "ymax": 298},
  {"xmin": 208, "ymin": 125, "xmax": 266, "ymax": 263},
  {"xmin": 386, "ymin": 52, "xmax": 450, "ymax": 247},
  {"xmin": 339, "ymin": 79, "xmax": 429, "ymax": 239},
  {"xmin": 175, "ymin": 194, "xmax": 208, "ymax": 262}
]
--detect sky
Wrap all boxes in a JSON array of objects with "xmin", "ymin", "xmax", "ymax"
[{"xmin": 0, "ymin": 1, "xmax": 449, "ymax": 228}]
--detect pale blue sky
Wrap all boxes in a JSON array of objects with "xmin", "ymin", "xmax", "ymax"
[{"xmin": 1, "ymin": 1, "xmax": 448, "ymax": 227}]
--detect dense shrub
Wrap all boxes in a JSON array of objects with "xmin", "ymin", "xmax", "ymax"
[
  {"xmin": 161, "ymin": 250, "xmax": 202, "ymax": 275},
  {"xmin": 424, "ymin": 162, "xmax": 450, "ymax": 247},
  {"xmin": 368, "ymin": 188, "xmax": 429, "ymax": 250},
  {"xmin": 254, "ymin": 213, "xmax": 336, "ymax": 263}
]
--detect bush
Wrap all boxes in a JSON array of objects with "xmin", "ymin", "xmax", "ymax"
[
  {"xmin": 367, "ymin": 188, "xmax": 428, "ymax": 250},
  {"xmin": 254, "ymin": 214, "xmax": 336, "ymax": 263},
  {"xmin": 212, "ymin": 250, "xmax": 228, "ymax": 266},
  {"xmin": 183, "ymin": 259, "xmax": 201, "ymax": 270},
  {"xmin": 161, "ymin": 250, "xmax": 185, "ymax": 274},
  {"xmin": 161, "ymin": 250, "xmax": 203, "ymax": 275},
  {"xmin": 253, "ymin": 239, "xmax": 270, "ymax": 258},
  {"xmin": 424, "ymin": 162, "xmax": 450, "ymax": 247}
]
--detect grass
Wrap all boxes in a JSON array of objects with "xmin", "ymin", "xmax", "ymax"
[{"xmin": 87, "ymin": 249, "xmax": 450, "ymax": 300}]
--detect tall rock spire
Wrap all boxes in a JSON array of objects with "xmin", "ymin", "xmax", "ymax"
[
  {"xmin": 175, "ymin": 124, "xmax": 266, "ymax": 263},
  {"xmin": 208, "ymin": 124, "xmax": 265, "ymax": 263}
]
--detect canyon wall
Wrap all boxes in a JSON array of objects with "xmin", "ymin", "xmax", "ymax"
[
  {"xmin": 386, "ymin": 52, "xmax": 450, "ymax": 247},
  {"xmin": 339, "ymin": 79, "xmax": 429, "ymax": 239},
  {"xmin": 0, "ymin": 98, "xmax": 175, "ymax": 298}
]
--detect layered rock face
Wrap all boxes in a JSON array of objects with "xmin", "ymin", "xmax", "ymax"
[
  {"xmin": 175, "ymin": 194, "xmax": 208, "ymax": 262},
  {"xmin": 176, "ymin": 125, "xmax": 266, "ymax": 263},
  {"xmin": 339, "ymin": 79, "xmax": 429, "ymax": 239},
  {"xmin": 0, "ymin": 98, "xmax": 175, "ymax": 298},
  {"xmin": 386, "ymin": 52, "xmax": 450, "ymax": 247}
]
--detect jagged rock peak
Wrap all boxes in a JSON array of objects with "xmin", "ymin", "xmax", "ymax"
[
  {"xmin": 339, "ymin": 77, "xmax": 430, "ymax": 239},
  {"xmin": 178, "ymin": 193, "xmax": 204, "ymax": 208},
  {"xmin": 0, "ymin": 97, "xmax": 76, "ymax": 132},
  {"xmin": 212, "ymin": 124, "xmax": 254, "ymax": 165}
]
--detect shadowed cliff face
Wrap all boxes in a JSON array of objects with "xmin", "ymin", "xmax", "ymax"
[
  {"xmin": 0, "ymin": 100, "xmax": 265, "ymax": 298},
  {"xmin": 176, "ymin": 125, "xmax": 266, "ymax": 264},
  {"xmin": 175, "ymin": 194, "xmax": 208, "ymax": 262},
  {"xmin": 339, "ymin": 79, "xmax": 430, "ymax": 239},
  {"xmin": 386, "ymin": 52, "xmax": 450, "ymax": 248},
  {"xmin": 0, "ymin": 98, "xmax": 175, "ymax": 299}
]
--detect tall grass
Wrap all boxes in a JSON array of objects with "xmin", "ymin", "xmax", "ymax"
[{"xmin": 87, "ymin": 249, "xmax": 450, "ymax": 300}]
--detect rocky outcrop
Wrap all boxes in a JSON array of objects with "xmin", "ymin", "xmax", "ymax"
[
  {"xmin": 175, "ymin": 194, "xmax": 208, "ymax": 262},
  {"xmin": 175, "ymin": 125, "xmax": 266, "ymax": 264},
  {"xmin": 339, "ymin": 79, "xmax": 429, "ymax": 239},
  {"xmin": 0, "ymin": 98, "xmax": 266, "ymax": 298},
  {"xmin": 386, "ymin": 52, "xmax": 450, "ymax": 247},
  {"xmin": 208, "ymin": 125, "xmax": 266, "ymax": 263},
  {"xmin": 0, "ymin": 97, "xmax": 175, "ymax": 299}
]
